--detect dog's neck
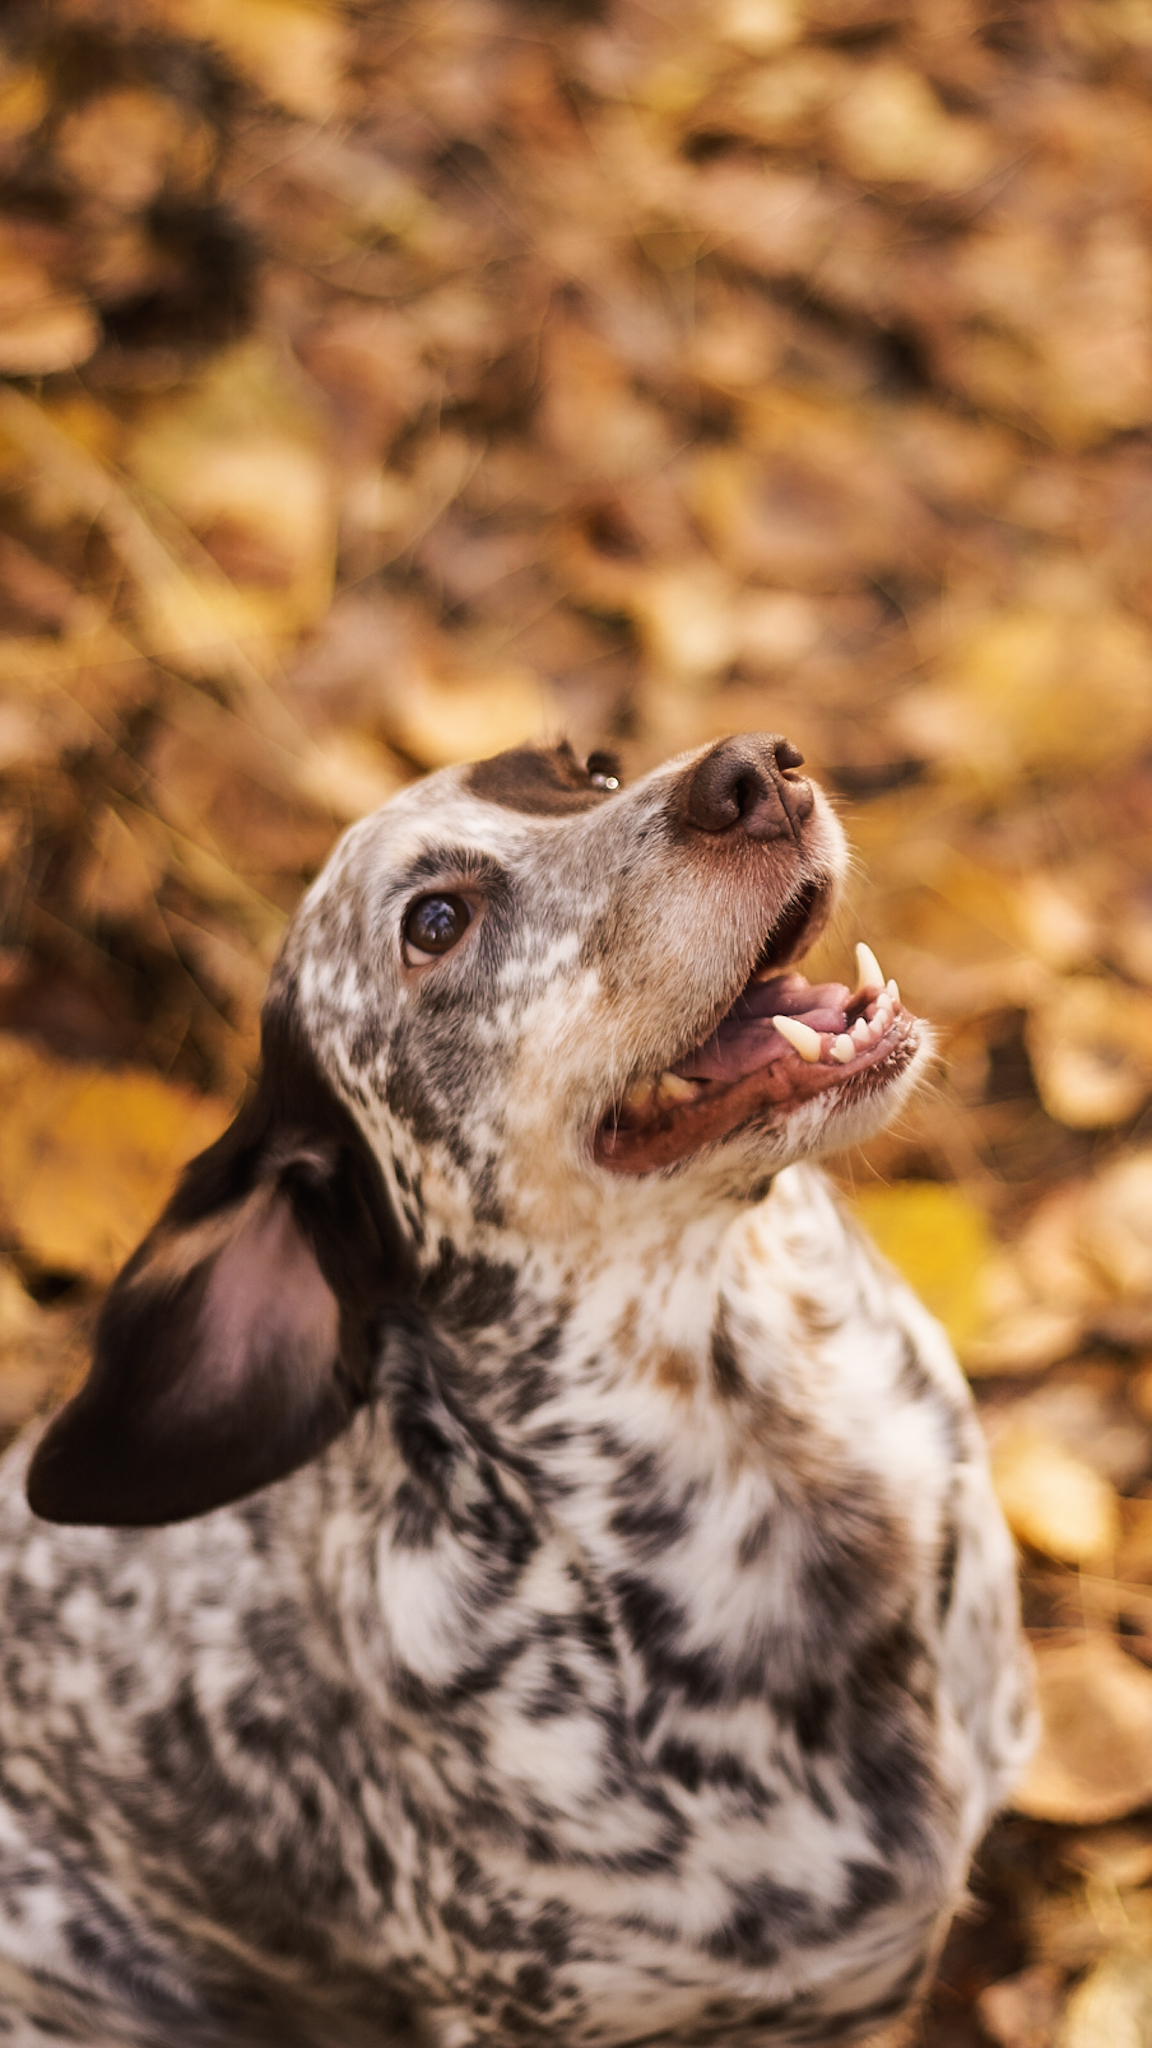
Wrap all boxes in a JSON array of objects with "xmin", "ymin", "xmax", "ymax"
[
  {"xmin": 397, "ymin": 1164, "xmax": 870, "ymax": 1480},
  {"xmin": 354, "ymin": 1163, "xmax": 933, "ymax": 1723}
]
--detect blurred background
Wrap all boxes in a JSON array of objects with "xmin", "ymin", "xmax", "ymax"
[{"xmin": 1, "ymin": 0, "xmax": 1152, "ymax": 2039}]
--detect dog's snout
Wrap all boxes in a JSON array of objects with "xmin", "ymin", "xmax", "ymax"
[{"xmin": 683, "ymin": 734, "xmax": 814, "ymax": 842}]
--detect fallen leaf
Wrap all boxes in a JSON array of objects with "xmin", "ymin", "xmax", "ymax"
[
  {"xmin": 294, "ymin": 731, "xmax": 405, "ymax": 821},
  {"xmin": 382, "ymin": 668, "xmax": 553, "ymax": 771},
  {"xmin": 831, "ymin": 64, "xmax": 992, "ymax": 191},
  {"xmin": 1016, "ymin": 1635, "xmax": 1152, "ymax": 1824},
  {"xmin": 979, "ymin": 1963, "xmax": 1062, "ymax": 2048},
  {"xmin": 963, "ymin": 1304, "xmax": 1083, "ymax": 1378},
  {"xmin": 1116, "ymin": 1498, "xmax": 1152, "ymax": 1584},
  {"xmin": 1064, "ymin": 1823, "xmax": 1152, "ymax": 1890},
  {"xmin": 1027, "ymin": 981, "xmax": 1152, "ymax": 1130},
  {"xmin": 993, "ymin": 1375, "xmax": 1151, "ymax": 1491},
  {"xmin": 851, "ymin": 1180, "xmax": 994, "ymax": 1354},
  {"xmin": 155, "ymin": 0, "xmax": 349, "ymax": 122},
  {"xmin": 1076, "ymin": 1149, "xmax": 1152, "ymax": 1299},
  {"xmin": 991, "ymin": 1422, "xmax": 1121, "ymax": 1566},
  {"xmin": 0, "ymin": 1036, "xmax": 230, "ymax": 1284},
  {"xmin": 893, "ymin": 606, "xmax": 1152, "ymax": 790},
  {"xmin": 0, "ymin": 240, "xmax": 97, "ymax": 376},
  {"xmin": 722, "ymin": 50, "xmax": 852, "ymax": 145},
  {"xmin": 127, "ymin": 341, "xmax": 336, "ymax": 642},
  {"xmin": 718, "ymin": 0, "xmax": 802, "ymax": 55},
  {"xmin": 634, "ymin": 563, "xmax": 742, "ymax": 682},
  {"xmin": 1056, "ymin": 1950, "xmax": 1152, "ymax": 2048},
  {"xmin": 56, "ymin": 88, "xmax": 212, "ymax": 213}
]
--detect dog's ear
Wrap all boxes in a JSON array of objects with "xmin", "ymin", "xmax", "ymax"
[{"xmin": 27, "ymin": 993, "xmax": 412, "ymax": 1527}]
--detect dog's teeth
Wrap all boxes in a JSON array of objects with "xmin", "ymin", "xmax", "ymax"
[
  {"xmin": 851, "ymin": 1018, "xmax": 871, "ymax": 1048},
  {"xmin": 855, "ymin": 942, "xmax": 884, "ymax": 991},
  {"xmin": 886, "ymin": 977, "xmax": 901, "ymax": 1004},
  {"xmin": 830, "ymin": 1034, "xmax": 856, "ymax": 1064},
  {"xmin": 622, "ymin": 1078, "xmax": 656, "ymax": 1114},
  {"xmin": 773, "ymin": 1015, "xmax": 823, "ymax": 1063},
  {"xmin": 658, "ymin": 1071, "xmax": 697, "ymax": 1104}
]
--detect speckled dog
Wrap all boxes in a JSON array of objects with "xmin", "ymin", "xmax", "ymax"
[{"xmin": 0, "ymin": 735, "xmax": 1031, "ymax": 2048}]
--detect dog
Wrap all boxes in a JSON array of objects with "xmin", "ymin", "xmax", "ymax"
[{"xmin": 0, "ymin": 734, "xmax": 1032, "ymax": 2048}]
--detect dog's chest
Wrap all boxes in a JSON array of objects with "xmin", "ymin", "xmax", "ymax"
[
  {"xmin": 0, "ymin": 1177, "xmax": 1022, "ymax": 2048},
  {"xmin": 319, "ymin": 1196, "xmax": 997, "ymax": 2041}
]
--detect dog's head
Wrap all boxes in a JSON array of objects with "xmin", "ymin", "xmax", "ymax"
[{"xmin": 27, "ymin": 735, "xmax": 927, "ymax": 1527}]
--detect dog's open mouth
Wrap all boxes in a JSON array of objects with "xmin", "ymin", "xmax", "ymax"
[{"xmin": 594, "ymin": 880, "xmax": 920, "ymax": 1173}]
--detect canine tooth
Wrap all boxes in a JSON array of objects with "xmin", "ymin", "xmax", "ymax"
[
  {"xmin": 773, "ymin": 1014, "xmax": 823, "ymax": 1063},
  {"xmin": 830, "ymin": 1034, "xmax": 855, "ymax": 1064},
  {"xmin": 658, "ymin": 1070, "xmax": 698, "ymax": 1104},
  {"xmin": 855, "ymin": 942, "xmax": 884, "ymax": 991}
]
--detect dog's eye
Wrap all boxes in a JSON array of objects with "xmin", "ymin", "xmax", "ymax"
[
  {"xmin": 587, "ymin": 750, "xmax": 621, "ymax": 792},
  {"xmin": 403, "ymin": 894, "xmax": 472, "ymax": 959}
]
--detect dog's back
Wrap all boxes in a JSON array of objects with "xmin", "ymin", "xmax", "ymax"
[{"xmin": 0, "ymin": 739, "xmax": 1032, "ymax": 2047}]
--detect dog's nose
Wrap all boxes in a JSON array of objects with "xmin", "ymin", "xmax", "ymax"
[{"xmin": 683, "ymin": 734, "xmax": 814, "ymax": 841}]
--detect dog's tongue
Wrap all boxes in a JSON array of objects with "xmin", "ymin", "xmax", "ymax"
[{"xmin": 673, "ymin": 973, "xmax": 851, "ymax": 1083}]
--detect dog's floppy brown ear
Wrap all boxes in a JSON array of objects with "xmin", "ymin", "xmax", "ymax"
[{"xmin": 27, "ymin": 993, "xmax": 411, "ymax": 1527}]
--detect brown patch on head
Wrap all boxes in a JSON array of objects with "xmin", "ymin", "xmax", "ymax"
[{"xmin": 465, "ymin": 741, "xmax": 620, "ymax": 817}]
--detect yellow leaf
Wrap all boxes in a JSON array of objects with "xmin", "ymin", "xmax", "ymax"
[
  {"xmin": 718, "ymin": 0, "xmax": 801, "ymax": 54},
  {"xmin": 851, "ymin": 1180, "xmax": 993, "ymax": 1352},
  {"xmin": 56, "ymin": 88, "xmax": 213, "ymax": 212},
  {"xmin": 978, "ymin": 1966, "xmax": 1062, "ymax": 2048},
  {"xmin": 894, "ymin": 603, "xmax": 1152, "ymax": 790},
  {"xmin": 127, "ymin": 341, "xmax": 335, "ymax": 642},
  {"xmin": 1017, "ymin": 1635, "xmax": 1152, "ymax": 1824},
  {"xmin": 1076, "ymin": 1148, "xmax": 1152, "ymax": 1297},
  {"xmin": 991, "ymin": 1421, "xmax": 1120, "ymax": 1565},
  {"xmin": 1057, "ymin": 1950, "xmax": 1152, "ymax": 2048},
  {"xmin": 155, "ymin": 0, "xmax": 348, "ymax": 122},
  {"xmin": 295, "ymin": 732, "xmax": 405, "ymax": 822},
  {"xmin": 0, "ymin": 239, "xmax": 98, "ymax": 377},
  {"xmin": 1027, "ymin": 979, "xmax": 1152, "ymax": 1129},
  {"xmin": 831, "ymin": 64, "xmax": 992, "ymax": 190},
  {"xmin": 383, "ymin": 671, "xmax": 553, "ymax": 771},
  {"xmin": 634, "ymin": 564, "xmax": 741, "ymax": 683},
  {"xmin": 726, "ymin": 52, "xmax": 850, "ymax": 143},
  {"xmin": 0, "ymin": 1038, "xmax": 230, "ymax": 1284}
]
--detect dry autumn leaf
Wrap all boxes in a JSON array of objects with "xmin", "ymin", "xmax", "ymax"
[
  {"xmin": 126, "ymin": 341, "xmax": 336, "ymax": 645},
  {"xmin": 979, "ymin": 1964, "xmax": 1063, "ymax": 2048},
  {"xmin": 0, "ymin": 244, "xmax": 97, "ymax": 376},
  {"xmin": 382, "ymin": 669, "xmax": 553, "ymax": 771},
  {"xmin": 0, "ymin": 1036, "xmax": 230, "ymax": 1284},
  {"xmin": 893, "ymin": 605, "xmax": 1152, "ymax": 792},
  {"xmin": 1016, "ymin": 1635, "xmax": 1152, "ymax": 1825},
  {"xmin": 1076, "ymin": 1150, "xmax": 1152, "ymax": 1300},
  {"xmin": 1056, "ymin": 1950, "xmax": 1152, "ymax": 2048},
  {"xmin": 1026, "ymin": 981, "xmax": 1152, "ymax": 1131},
  {"xmin": 155, "ymin": 0, "xmax": 349, "ymax": 122},
  {"xmin": 990, "ymin": 1422, "xmax": 1121, "ymax": 1567},
  {"xmin": 850, "ymin": 1181, "xmax": 994, "ymax": 1354}
]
